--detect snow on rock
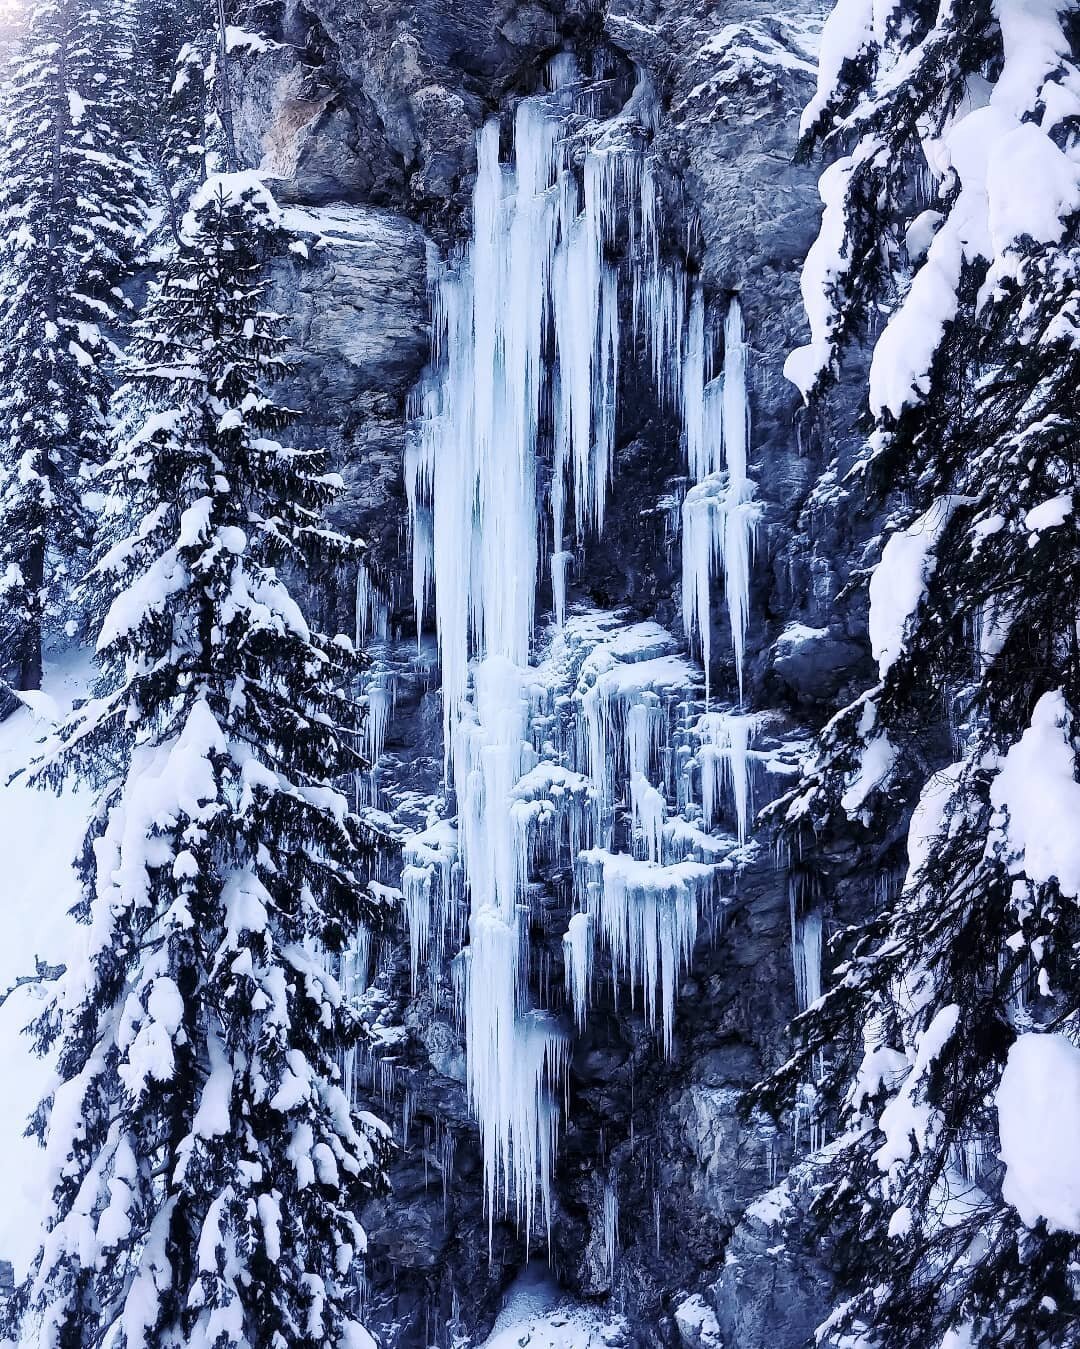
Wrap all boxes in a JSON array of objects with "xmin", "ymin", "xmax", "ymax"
[
  {"xmin": 673, "ymin": 1294, "xmax": 723, "ymax": 1349},
  {"xmin": 989, "ymin": 691, "xmax": 1080, "ymax": 898},
  {"xmin": 674, "ymin": 18, "xmax": 818, "ymax": 126},
  {"xmin": 996, "ymin": 1032, "xmax": 1080, "ymax": 1233}
]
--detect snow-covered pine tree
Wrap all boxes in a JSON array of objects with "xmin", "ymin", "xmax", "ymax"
[
  {"xmin": 130, "ymin": 0, "xmax": 215, "ymax": 241},
  {"xmin": 131, "ymin": 0, "xmax": 257, "ymax": 237},
  {"xmin": 0, "ymin": 0, "xmax": 146, "ymax": 695},
  {"xmin": 756, "ymin": 2, "xmax": 1080, "ymax": 1345},
  {"xmin": 12, "ymin": 175, "xmax": 392, "ymax": 1348}
]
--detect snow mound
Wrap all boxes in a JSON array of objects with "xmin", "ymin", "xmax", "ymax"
[
  {"xmin": 483, "ymin": 1264, "xmax": 626, "ymax": 1349},
  {"xmin": 997, "ymin": 1033, "xmax": 1080, "ymax": 1233}
]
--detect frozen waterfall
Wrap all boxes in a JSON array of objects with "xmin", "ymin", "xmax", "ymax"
[{"xmin": 401, "ymin": 60, "xmax": 764, "ymax": 1251}]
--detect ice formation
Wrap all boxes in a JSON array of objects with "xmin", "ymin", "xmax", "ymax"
[
  {"xmin": 562, "ymin": 912, "xmax": 593, "ymax": 1029},
  {"xmin": 681, "ymin": 299, "xmax": 761, "ymax": 701},
  {"xmin": 603, "ymin": 1174, "xmax": 620, "ymax": 1279},
  {"xmin": 400, "ymin": 59, "xmax": 764, "ymax": 1247},
  {"xmin": 696, "ymin": 711, "xmax": 757, "ymax": 844},
  {"xmin": 576, "ymin": 849, "xmax": 713, "ymax": 1057},
  {"xmin": 791, "ymin": 907, "xmax": 823, "ymax": 1014},
  {"xmin": 355, "ymin": 564, "xmax": 389, "ymax": 647}
]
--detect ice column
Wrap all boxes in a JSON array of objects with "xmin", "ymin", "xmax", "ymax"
[
  {"xmin": 696, "ymin": 710, "xmax": 757, "ymax": 844},
  {"xmin": 681, "ymin": 298, "xmax": 761, "ymax": 700},
  {"xmin": 406, "ymin": 80, "xmax": 627, "ymax": 1246},
  {"xmin": 789, "ymin": 872, "xmax": 824, "ymax": 1013}
]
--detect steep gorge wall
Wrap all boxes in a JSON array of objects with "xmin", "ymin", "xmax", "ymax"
[{"xmin": 231, "ymin": 3, "xmax": 879, "ymax": 1345}]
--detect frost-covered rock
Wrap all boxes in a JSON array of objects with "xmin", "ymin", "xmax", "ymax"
[{"xmin": 673, "ymin": 1293, "xmax": 722, "ymax": 1349}]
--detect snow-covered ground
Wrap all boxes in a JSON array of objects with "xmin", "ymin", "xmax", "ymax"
[
  {"xmin": 481, "ymin": 1264, "xmax": 627, "ymax": 1349},
  {"xmin": 0, "ymin": 649, "xmax": 93, "ymax": 1276}
]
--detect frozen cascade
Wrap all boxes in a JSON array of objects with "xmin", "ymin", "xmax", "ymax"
[
  {"xmin": 364, "ymin": 672, "xmax": 394, "ymax": 766},
  {"xmin": 630, "ymin": 773, "xmax": 666, "ymax": 862},
  {"xmin": 402, "ymin": 62, "xmax": 766, "ymax": 1251},
  {"xmin": 682, "ymin": 285, "xmax": 724, "ymax": 483},
  {"xmin": 400, "ymin": 821, "xmax": 464, "ymax": 999},
  {"xmin": 356, "ymin": 564, "xmax": 389, "ymax": 647},
  {"xmin": 696, "ymin": 711, "xmax": 758, "ymax": 844},
  {"xmin": 681, "ymin": 298, "xmax": 761, "ymax": 700},
  {"xmin": 575, "ymin": 850, "xmax": 712, "ymax": 1057},
  {"xmin": 789, "ymin": 870, "xmax": 824, "ymax": 1014}
]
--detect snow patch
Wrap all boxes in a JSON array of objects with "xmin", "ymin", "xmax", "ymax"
[{"xmin": 997, "ymin": 1033, "xmax": 1080, "ymax": 1233}]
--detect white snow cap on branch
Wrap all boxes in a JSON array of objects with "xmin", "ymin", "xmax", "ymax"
[
  {"xmin": 868, "ymin": 496, "xmax": 969, "ymax": 678},
  {"xmin": 997, "ymin": 1032, "xmax": 1080, "ymax": 1233},
  {"xmin": 787, "ymin": 0, "xmax": 1080, "ymax": 411},
  {"xmin": 181, "ymin": 171, "xmax": 280, "ymax": 243},
  {"xmin": 989, "ymin": 690, "xmax": 1080, "ymax": 898}
]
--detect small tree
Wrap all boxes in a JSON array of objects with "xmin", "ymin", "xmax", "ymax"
[{"xmin": 14, "ymin": 176, "xmax": 391, "ymax": 1348}]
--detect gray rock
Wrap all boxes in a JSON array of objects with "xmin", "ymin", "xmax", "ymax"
[
  {"xmin": 770, "ymin": 623, "xmax": 869, "ymax": 703},
  {"xmin": 674, "ymin": 1293, "xmax": 723, "ymax": 1349},
  {"xmin": 267, "ymin": 203, "xmax": 430, "ymax": 560}
]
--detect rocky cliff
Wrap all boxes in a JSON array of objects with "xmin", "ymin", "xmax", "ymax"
[{"xmin": 229, "ymin": 3, "xmax": 878, "ymax": 1345}]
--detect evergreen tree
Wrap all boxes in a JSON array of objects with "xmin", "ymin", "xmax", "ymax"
[
  {"xmin": 757, "ymin": 2, "xmax": 1080, "ymax": 1345},
  {"xmin": 0, "ymin": 0, "xmax": 146, "ymax": 694},
  {"xmin": 12, "ymin": 176, "xmax": 391, "ymax": 1347},
  {"xmin": 130, "ymin": 0, "xmax": 214, "ymax": 241}
]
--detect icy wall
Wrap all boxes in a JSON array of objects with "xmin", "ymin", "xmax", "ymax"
[{"xmin": 237, "ymin": 0, "xmax": 878, "ymax": 1345}]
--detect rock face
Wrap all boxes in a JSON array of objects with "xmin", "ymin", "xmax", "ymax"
[
  {"xmin": 232, "ymin": 1, "xmax": 873, "ymax": 1345},
  {"xmin": 265, "ymin": 203, "xmax": 430, "ymax": 589}
]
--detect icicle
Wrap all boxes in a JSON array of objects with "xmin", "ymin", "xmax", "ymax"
[
  {"xmin": 722, "ymin": 298, "xmax": 750, "ymax": 483},
  {"xmin": 680, "ymin": 298, "xmax": 760, "ymax": 700},
  {"xmin": 403, "ymin": 865, "xmax": 433, "ymax": 995},
  {"xmin": 603, "ymin": 1173, "xmax": 620, "ymax": 1279},
  {"xmin": 364, "ymin": 674, "xmax": 393, "ymax": 765},
  {"xmin": 629, "ymin": 773, "xmax": 666, "ymax": 862},
  {"xmin": 576, "ymin": 849, "xmax": 712, "ymax": 1055},
  {"xmin": 789, "ymin": 869, "xmax": 824, "ymax": 1013},
  {"xmin": 551, "ymin": 550, "xmax": 573, "ymax": 628},
  {"xmin": 696, "ymin": 711, "xmax": 756, "ymax": 843},
  {"xmin": 562, "ymin": 911, "xmax": 592, "ymax": 1029},
  {"xmin": 626, "ymin": 695, "xmax": 662, "ymax": 780},
  {"xmin": 355, "ymin": 564, "xmax": 389, "ymax": 647},
  {"xmin": 791, "ymin": 907, "xmax": 823, "ymax": 1013},
  {"xmin": 682, "ymin": 285, "xmax": 724, "ymax": 482}
]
